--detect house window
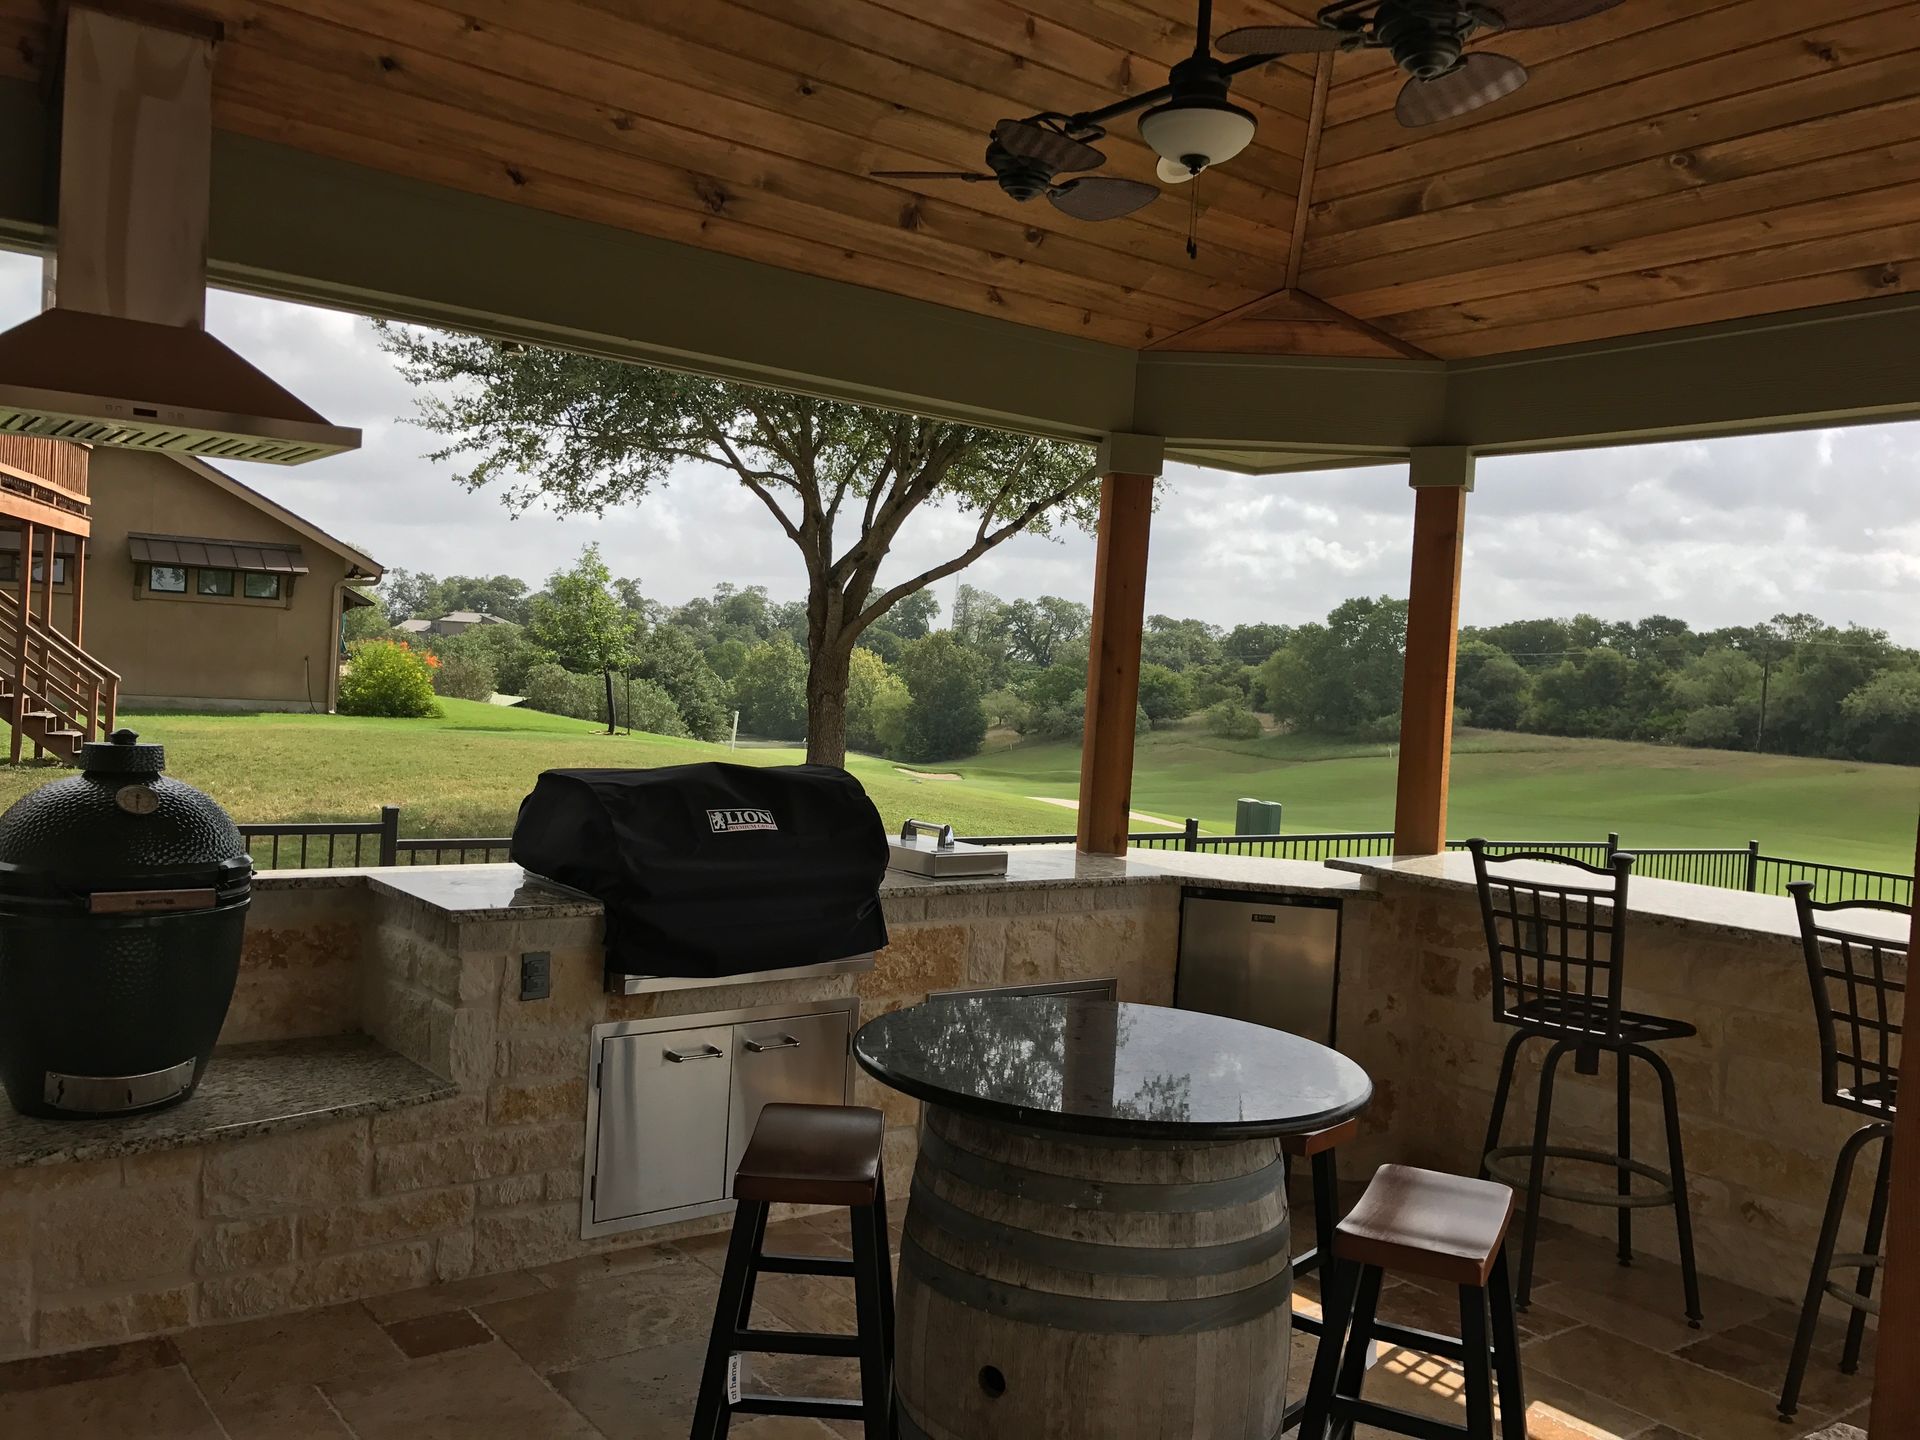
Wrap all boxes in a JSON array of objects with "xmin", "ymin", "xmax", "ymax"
[
  {"xmin": 198, "ymin": 568, "xmax": 235, "ymax": 597},
  {"xmin": 149, "ymin": 565, "xmax": 187, "ymax": 593},
  {"xmin": 243, "ymin": 573, "xmax": 283, "ymax": 600},
  {"xmin": 0, "ymin": 555, "xmax": 66, "ymax": 585}
]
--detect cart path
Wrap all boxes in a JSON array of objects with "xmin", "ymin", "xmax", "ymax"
[{"xmin": 1027, "ymin": 796, "xmax": 1184, "ymax": 828}]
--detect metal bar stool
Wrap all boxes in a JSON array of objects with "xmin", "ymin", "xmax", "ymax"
[
  {"xmin": 1778, "ymin": 882, "xmax": 1905, "ymax": 1423},
  {"xmin": 690, "ymin": 1103, "xmax": 895, "ymax": 1440},
  {"xmin": 1298, "ymin": 1164, "xmax": 1527, "ymax": 1440},
  {"xmin": 1467, "ymin": 839, "xmax": 1703, "ymax": 1326}
]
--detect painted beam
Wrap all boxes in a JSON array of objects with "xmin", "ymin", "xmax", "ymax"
[
  {"xmin": 1392, "ymin": 449, "xmax": 1474, "ymax": 856},
  {"xmin": 1446, "ymin": 293, "xmax": 1920, "ymax": 452}
]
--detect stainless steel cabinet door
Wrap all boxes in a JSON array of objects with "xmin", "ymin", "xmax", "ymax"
[
  {"xmin": 593, "ymin": 1024, "xmax": 733, "ymax": 1223},
  {"xmin": 1177, "ymin": 897, "xmax": 1341, "ymax": 1045},
  {"xmin": 725, "ymin": 1010, "xmax": 853, "ymax": 1195}
]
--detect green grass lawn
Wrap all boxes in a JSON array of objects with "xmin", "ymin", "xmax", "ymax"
[
  {"xmin": 954, "ymin": 723, "xmax": 1920, "ymax": 874},
  {"xmin": 4, "ymin": 705, "xmax": 1913, "ymax": 874},
  {"xmin": 0, "ymin": 701, "xmax": 1074, "ymax": 840}
]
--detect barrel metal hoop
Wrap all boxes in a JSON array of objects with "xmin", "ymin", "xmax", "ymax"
[
  {"xmin": 907, "ymin": 1181, "xmax": 1291, "ymax": 1280},
  {"xmin": 918, "ymin": 1120, "xmax": 1289, "ymax": 1214},
  {"xmin": 900, "ymin": 1232, "xmax": 1293, "ymax": 1336}
]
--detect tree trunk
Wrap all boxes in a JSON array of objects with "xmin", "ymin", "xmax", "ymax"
[
  {"xmin": 603, "ymin": 668, "xmax": 616, "ymax": 736},
  {"xmin": 806, "ymin": 636, "xmax": 854, "ymax": 768}
]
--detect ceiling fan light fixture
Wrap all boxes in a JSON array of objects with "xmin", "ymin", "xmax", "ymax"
[
  {"xmin": 1139, "ymin": 95, "xmax": 1255, "ymax": 170},
  {"xmin": 1156, "ymin": 154, "xmax": 1204, "ymax": 184}
]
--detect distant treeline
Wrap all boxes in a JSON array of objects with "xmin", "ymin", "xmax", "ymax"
[{"xmin": 357, "ymin": 561, "xmax": 1919, "ymax": 766}]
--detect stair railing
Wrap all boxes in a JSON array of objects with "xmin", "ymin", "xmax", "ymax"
[{"xmin": 0, "ymin": 589, "xmax": 119, "ymax": 748}]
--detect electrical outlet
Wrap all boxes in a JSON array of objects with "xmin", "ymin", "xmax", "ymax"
[{"xmin": 519, "ymin": 951, "xmax": 551, "ymax": 1001}]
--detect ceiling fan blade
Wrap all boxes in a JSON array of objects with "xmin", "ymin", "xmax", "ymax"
[
  {"xmin": 1395, "ymin": 52, "xmax": 1528, "ymax": 127},
  {"xmin": 1048, "ymin": 177, "xmax": 1159, "ymax": 222},
  {"xmin": 871, "ymin": 170, "xmax": 994, "ymax": 181},
  {"xmin": 1216, "ymin": 25, "xmax": 1354, "ymax": 55},
  {"xmin": 1478, "ymin": 0, "xmax": 1624, "ymax": 29},
  {"xmin": 993, "ymin": 119, "xmax": 1105, "ymax": 173}
]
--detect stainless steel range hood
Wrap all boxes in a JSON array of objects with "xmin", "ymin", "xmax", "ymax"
[{"xmin": 0, "ymin": 7, "xmax": 359, "ymax": 465}]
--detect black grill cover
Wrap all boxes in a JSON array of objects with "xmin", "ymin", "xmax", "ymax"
[{"xmin": 509, "ymin": 762, "xmax": 888, "ymax": 978}]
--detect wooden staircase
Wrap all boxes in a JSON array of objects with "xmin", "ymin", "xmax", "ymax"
[{"xmin": 0, "ymin": 589, "xmax": 118, "ymax": 764}]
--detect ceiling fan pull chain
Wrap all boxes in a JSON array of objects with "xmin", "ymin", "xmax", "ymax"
[{"xmin": 1186, "ymin": 174, "xmax": 1200, "ymax": 260}]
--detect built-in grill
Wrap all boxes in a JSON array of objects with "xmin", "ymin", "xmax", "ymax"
[{"xmin": 510, "ymin": 761, "xmax": 889, "ymax": 980}]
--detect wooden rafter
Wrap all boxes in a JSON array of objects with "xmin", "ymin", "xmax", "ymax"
[{"xmin": 1286, "ymin": 52, "xmax": 1333, "ymax": 292}]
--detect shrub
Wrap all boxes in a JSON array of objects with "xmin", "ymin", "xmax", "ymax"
[
  {"xmin": 1205, "ymin": 701, "xmax": 1263, "ymax": 740},
  {"xmin": 432, "ymin": 648, "xmax": 497, "ymax": 701},
  {"xmin": 338, "ymin": 639, "xmax": 441, "ymax": 718},
  {"xmin": 521, "ymin": 662, "xmax": 584, "ymax": 720}
]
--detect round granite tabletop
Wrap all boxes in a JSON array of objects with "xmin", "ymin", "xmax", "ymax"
[{"xmin": 854, "ymin": 995, "xmax": 1372, "ymax": 1141}]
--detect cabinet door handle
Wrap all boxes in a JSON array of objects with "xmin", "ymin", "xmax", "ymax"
[
  {"xmin": 744, "ymin": 1033, "xmax": 800, "ymax": 1054},
  {"xmin": 664, "ymin": 1044, "xmax": 725, "ymax": 1063}
]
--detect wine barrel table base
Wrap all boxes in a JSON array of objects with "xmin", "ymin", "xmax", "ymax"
[{"xmin": 894, "ymin": 1105, "xmax": 1292, "ymax": 1440}]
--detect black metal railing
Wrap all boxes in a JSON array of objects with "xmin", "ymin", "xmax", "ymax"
[
  {"xmin": 230, "ymin": 805, "xmax": 1915, "ymax": 907},
  {"xmin": 239, "ymin": 806, "xmax": 399, "ymax": 870}
]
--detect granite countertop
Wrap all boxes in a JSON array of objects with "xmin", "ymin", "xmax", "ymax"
[
  {"xmin": 257, "ymin": 849, "xmax": 1377, "ymax": 921},
  {"xmin": 0, "ymin": 1036, "xmax": 456, "ymax": 1170},
  {"xmin": 1329, "ymin": 852, "xmax": 1910, "ymax": 946}
]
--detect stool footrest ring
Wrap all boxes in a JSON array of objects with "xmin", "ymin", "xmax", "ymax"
[{"xmin": 1486, "ymin": 1144, "xmax": 1677, "ymax": 1209}]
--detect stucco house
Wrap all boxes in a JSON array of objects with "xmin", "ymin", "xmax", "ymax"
[{"xmin": 80, "ymin": 447, "xmax": 381, "ymax": 713}]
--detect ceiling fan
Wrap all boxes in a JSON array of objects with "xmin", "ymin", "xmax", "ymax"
[
  {"xmin": 1219, "ymin": 0, "xmax": 1626, "ymax": 128},
  {"xmin": 872, "ymin": 118, "xmax": 1160, "ymax": 222},
  {"xmin": 870, "ymin": 0, "xmax": 1622, "ymax": 234}
]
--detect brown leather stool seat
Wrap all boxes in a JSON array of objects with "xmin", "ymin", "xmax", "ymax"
[
  {"xmin": 1299, "ymin": 1165, "xmax": 1527, "ymax": 1440},
  {"xmin": 1335, "ymin": 1164, "xmax": 1516, "ymax": 1288},
  {"xmin": 734, "ymin": 1103, "xmax": 884, "ymax": 1207}
]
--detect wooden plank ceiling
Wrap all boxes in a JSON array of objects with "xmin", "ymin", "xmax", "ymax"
[{"xmin": 2, "ymin": 0, "xmax": 1917, "ymax": 362}]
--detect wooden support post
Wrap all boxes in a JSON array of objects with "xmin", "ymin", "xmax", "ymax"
[
  {"xmin": 1077, "ymin": 434, "xmax": 1163, "ymax": 857},
  {"xmin": 11, "ymin": 519, "xmax": 31, "ymax": 764},
  {"xmin": 1870, "ymin": 816, "xmax": 1920, "ymax": 1434},
  {"xmin": 1392, "ymin": 448, "xmax": 1474, "ymax": 855},
  {"xmin": 71, "ymin": 537, "xmax": 86, "ymax": 651},
  {"xmin": 40, "ymin": 530, "xmax": 54, "ymax": 627}
]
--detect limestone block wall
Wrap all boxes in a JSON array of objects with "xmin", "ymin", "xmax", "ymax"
[
  {"xmin": 1360, "ymin": 878, "xmax": 1891, "ymax": 1304},
  {"xmin": 0, "ymin": 875, "xmax": 1185, "ymax": 1360}
]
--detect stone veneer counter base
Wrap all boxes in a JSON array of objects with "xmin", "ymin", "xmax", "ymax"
[{"xmin": 0, "ymin": 1036, "xmax": 456, "ymax": 1169}]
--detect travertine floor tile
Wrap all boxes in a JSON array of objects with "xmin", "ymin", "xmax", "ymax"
[
  {"xmin": 476, "ymin": 1254, "xmax": 720, "ymax": 1372},
  {"xmin": 210, "ymin": 1381, "xmax": 355, "ymax": 1440},
  {"xmin": 0, "ymin": 1365, "xmax": 225, "ymax": 1439},
  {"xmin": 322, "ymin": 1340, "xmax": 597, "ymax": 1439},
  {"xmin": 362, "ymin": 1269, "xmax": 549, "ymax": 1324},
  {"xmin": 1675, "ymin": 1320, "xmax": 1874, "ymax": 1420},
  {"xmin": 1527, "ymin": 1323, "xmax": 1833, "ymax": 1440},
  {"xmin": 0, "ymin": 1334, "xmax": 180, "ymax": 1395},
  {"xmin": 175, "ymin": 1301, "xmax": 406, "ymax": 1402},
  {"xmin": 549, "ymin": 1334, "xmax": 860, "ymax": 1439},
  {"xmin": 534, "ymin": 1236, "xmax": 693, "ymax": 1289},
  {"xmin": 382, "ymin": 1307, "xmax": 494, "ymax": 1359}
]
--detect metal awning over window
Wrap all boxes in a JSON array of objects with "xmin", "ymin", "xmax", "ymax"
[{"xmin": 128, "ymin": 533, "xmax": 308, "ymax": 574}]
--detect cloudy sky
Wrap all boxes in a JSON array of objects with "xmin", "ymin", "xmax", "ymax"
[{"xmin": 5, "ymin": 248, "xmax": 1916, "ymax": 641}]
